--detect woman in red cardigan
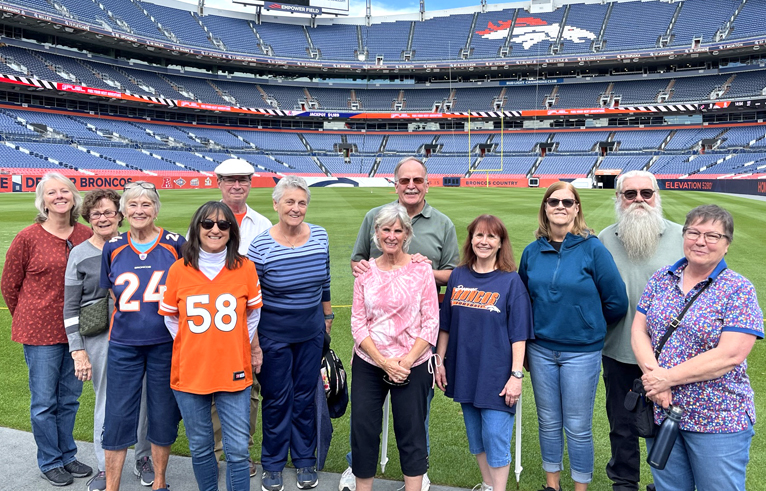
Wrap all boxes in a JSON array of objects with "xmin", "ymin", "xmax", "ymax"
[{"xmin": 1, "ymin": 172, "xmax": 94, "ymax": 487}]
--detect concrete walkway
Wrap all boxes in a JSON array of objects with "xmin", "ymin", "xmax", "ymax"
[{"xmin": 2, "ymin": 427, "xmax": 467, "ymax": 491}]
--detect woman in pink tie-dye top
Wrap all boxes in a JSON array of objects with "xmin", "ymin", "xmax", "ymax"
[{"xmin": 350, "ymin": 203, "xmax": 439, "ymax": 491}]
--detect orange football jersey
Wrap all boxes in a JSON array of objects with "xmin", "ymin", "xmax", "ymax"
[{"xmin": 160, "ymin": 259, "xmax": 262, "ymax": 394}]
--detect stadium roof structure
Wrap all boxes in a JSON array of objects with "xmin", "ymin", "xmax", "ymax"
[
  {"xmin": 1, "ymin": 0, "xmax": 764, "ymax": 77},
  {"xmin": 0, "ymin": 0, "xmax": 764, "ymax": 125}
]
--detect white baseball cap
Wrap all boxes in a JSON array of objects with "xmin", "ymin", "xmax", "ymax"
[{"xmin": 215, "ymin": 158, "xmax": 254, "ymax": 176}]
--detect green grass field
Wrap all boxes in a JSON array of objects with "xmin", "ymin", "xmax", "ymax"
[{"xmin": 1, "ymin": 187, "xmax": 765, "ymax": 490}]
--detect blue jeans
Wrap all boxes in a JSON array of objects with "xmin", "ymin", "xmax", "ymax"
[
  {"xmin": 23, "ymin": 343, "xmax": 83, "ymax": 472},
  {"xmin": 527, "ymin": 343, "xmax": 601, "ymax": 484},
  {"xmin": 461, "ymin": 404, "xmax": 514, "ymax": 468},
  {"xmin": 174, "ymin": 388, "xmax": 252, "ymax": 491},
  {"xmin": 646, "ymin": 422, "xmax": 754, "ymax": 491}
]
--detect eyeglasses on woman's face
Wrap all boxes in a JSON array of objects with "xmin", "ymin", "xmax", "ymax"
[
  {"xmin": 89, "ymin": 210, "xmax": 118, "ymax": 220},
  {"xmin": 683, "ymin": 229, "xmax": 729, "ymax": 244}
]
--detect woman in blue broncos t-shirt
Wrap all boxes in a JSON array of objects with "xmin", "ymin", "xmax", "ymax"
[{"xmin": 435, "ymin": 215, "xmax": 533, "ymax": 491}]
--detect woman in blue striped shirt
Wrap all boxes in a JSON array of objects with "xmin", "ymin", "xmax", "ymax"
[{"xmin": 248, "ymin": 175, "xmax": 332, "ymax": 491}]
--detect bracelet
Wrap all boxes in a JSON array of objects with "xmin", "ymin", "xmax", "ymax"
[{"xmin": 380, "ymin": 358, "xmax": 388, "ymax": 366}]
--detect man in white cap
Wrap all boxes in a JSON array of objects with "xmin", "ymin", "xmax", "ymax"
[{"xmin": 212, "ymin": 158, "xmax": 271, "ymax": 477}]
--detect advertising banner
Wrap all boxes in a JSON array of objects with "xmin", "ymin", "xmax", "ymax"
[
  {"xmin": 658, "ymin": 179, "xmax": 766, "ymax": 196},
  {"xmin": 11, "ymin": 174, "xmax": 281, "ymax": 192}
]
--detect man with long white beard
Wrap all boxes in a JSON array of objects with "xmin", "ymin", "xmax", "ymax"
[{"xmin": 598, "ymin": 170, "xmax": 683, "ymax": 491}]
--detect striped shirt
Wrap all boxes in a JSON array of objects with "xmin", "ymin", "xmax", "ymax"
[{"xmin": 248, "ymin": 223, "xmax": 331, "ymax": 343}]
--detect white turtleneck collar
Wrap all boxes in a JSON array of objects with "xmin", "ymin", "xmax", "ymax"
[{"xmin": 199, "ymin": 248, "xmax": 226, "ymax": 280}]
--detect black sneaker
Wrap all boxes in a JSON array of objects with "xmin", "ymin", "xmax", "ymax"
[
  {"xmin": 41, "ymin": 467, "xmax": 74, "ymax": 486},
  {"xmin": 64, "ymin": 460, "xmax": 93, "ymax": 478}
]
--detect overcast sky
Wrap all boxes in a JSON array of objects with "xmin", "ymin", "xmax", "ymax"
[{"xmin": 186, "ymin": 0, "xmax": 490, "ymax": 17}]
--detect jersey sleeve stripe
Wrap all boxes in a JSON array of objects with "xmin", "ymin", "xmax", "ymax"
[{"xmin": 158, "ymin": 301, "xmax": 178, "ymax": 314}]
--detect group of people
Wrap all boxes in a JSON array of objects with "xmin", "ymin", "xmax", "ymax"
[
  {"xmin": 1, "ymin": 156, "xmax": 761, "ymax": 491},
  {"xmin": 1, "ymin": 161, "xmax": 331, "ymax": 491}
]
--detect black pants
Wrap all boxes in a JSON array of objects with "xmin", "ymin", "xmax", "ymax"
[
  {"xmin": 602, "ymin": 355, "xmax": 644, "ymax": 491},
  {"xmin": 350, "ymin": 354, "xmax": 430, "ymax": 479}
]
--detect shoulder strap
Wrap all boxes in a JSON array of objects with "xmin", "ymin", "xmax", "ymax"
[{"xmin": 653, "ymin": 276, "xmax": 715, "ymax": 360}]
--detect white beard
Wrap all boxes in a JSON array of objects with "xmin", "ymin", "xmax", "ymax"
[{"xmin": 616, "ymin": 201, "xmax": 666, "ymax": 261}]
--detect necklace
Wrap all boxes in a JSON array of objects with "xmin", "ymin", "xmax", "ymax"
[{"xmin": 279, "ymin": 225, "xmax": 303, "ymax": 249}]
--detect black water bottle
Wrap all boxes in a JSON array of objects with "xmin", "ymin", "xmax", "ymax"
[{"xmin": 647, "ymin": 405, "xmax": 683, "ymax": 470}]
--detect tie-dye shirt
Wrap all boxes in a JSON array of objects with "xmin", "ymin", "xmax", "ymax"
[
  {"xmin": 351, "ymin": 258, "xmax": 439, "ymax": 368},
  {"xmin": 637, "ymin": 258, "xmax": 763, "ymax": 433}
]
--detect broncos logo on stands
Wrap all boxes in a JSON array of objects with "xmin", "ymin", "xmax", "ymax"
[{"xmin": 476, "ymin": 17, "xmax": 596, "ymax": 49}]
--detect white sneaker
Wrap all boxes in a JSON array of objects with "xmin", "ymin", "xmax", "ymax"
[
  {"xmin": 471, "ymin": 482, "xmax": 492, "ymax": 491},
  {"xmin": 339, "ymin": 467, "xmax": 355, "ymax": 491},
  {"xmin": 397, "ymin": 472, "xmax": 430, "ymax": 491},
  {"xmin": 421, "ymin": 473, "xmax": 431, "ymax": 491}
]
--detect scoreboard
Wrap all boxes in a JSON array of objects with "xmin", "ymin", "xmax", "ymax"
[{"xmin": 233, "ymin": 0, "xmax": 349, "ymax": 15}]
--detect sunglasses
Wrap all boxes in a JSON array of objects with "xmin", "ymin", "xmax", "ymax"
[
  {"xmin": 383, "ymin": 374, "xmax": 410, "ymax": 387},
  {"xmin": 397, "ymin": 177, "xmax": 425, "ymax": 186},
  {"xmin": 621, "ymin": 189, "xmax": 655, "ymax": 200},
  {"xmin": 545, "ymin": 198, "xmax": 577, "ymax": 208},
  {"xmin": 200, "ymin": 219, "xmax": 232, "ymax": 231},
  {"xmin": 124, "ymin": 181, "xmax": 157, "ymax": 191}
]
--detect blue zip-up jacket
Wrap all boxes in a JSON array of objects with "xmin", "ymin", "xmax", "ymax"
[{"xmin": 518, "ymin": 232, "xmax": 628, "ymax": 352}]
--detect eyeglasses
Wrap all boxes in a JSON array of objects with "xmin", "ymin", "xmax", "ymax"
[
  {"xmin": 89, "ymin": 210, "xmax": 118, "ymax": 220},
  {"xmin": 65, "ymin": 239, "xmax": 73, "ymax": 259},
  {"xmin": 220, "ymin": 176, "xmax": 251, "ymax": 185},
  {"xmin": 545, "ymin": 198, "xmax": 577, "ymax": 208},
  {"xmin": 621, "ymin": 189, "xmax": 655, "ymax": 201},
  {"xmin": 397, "ymin": 177, "xmax": 425, "ymax": 186},
  {"xmin": 124, "ymin": 182, "xmax": 157, "ymax": 192},
  {"xmin": 683, "ymin": 229, "xmax": 729, "ymax": 244},
  {"xmin": 200, "ymin": 219, "xmax": 232, "ymax": 231}
]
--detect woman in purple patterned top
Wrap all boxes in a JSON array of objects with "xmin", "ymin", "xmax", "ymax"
[{"xmin": 631, "ymin": 204, "xmax": 763, "ymax": 491}]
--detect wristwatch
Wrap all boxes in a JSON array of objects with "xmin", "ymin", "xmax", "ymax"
[
  {"xmin": 511, "ymin": 370, "xmax": 524, "ymax": 379},
  {"xmin": 324, "ymin": 312, "xmax": 335, "ymax": 320}
]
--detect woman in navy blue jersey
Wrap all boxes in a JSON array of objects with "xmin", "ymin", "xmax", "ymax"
[
  {"xmin": 100, "ymin": 182, "xmax": 185, "ymax": 491},
  {"xmin": 248, "ymin": 176, "xmax": 332, "ymax": 491},
  {"xmin": 435, "ymin": 215, "xmax": 533, "ymax": 491}
]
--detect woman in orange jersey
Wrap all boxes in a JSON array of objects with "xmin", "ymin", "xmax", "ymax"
[{"xmin": 159, "ymin": 201, "xmax": 263, "ymax": 491}]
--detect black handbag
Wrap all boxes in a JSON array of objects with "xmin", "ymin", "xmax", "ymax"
[
  {"xmin": 624, "ymin": 277, "xmax": 714, "ymax": 438},
  {"xmin": 78, "ymin": 296, "xmax": 109, "ymax": 337},
  {"xmin": 624, "ymin": 377, "xmax": 657, "ymax": 437}
]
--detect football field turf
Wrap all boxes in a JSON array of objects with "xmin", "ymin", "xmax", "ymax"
[{"xmin": 1, "ymin": 186, "xmax": 764, "ymax": 490}]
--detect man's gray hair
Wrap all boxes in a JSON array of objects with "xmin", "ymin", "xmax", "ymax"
[
  {"xmin": 615, "ymin": 170, "xmax": 659, "ymax": 194},
  {"xmin": 393, "ymin": 157, "xmax": 427, "ymax": 179},
  {"xmin": 272, "ymin": 175, "xmax": 311, "ymax": 204},
  {"xmin": 372, "ymin": 203, "xmax": 413, "ymax": 253}
]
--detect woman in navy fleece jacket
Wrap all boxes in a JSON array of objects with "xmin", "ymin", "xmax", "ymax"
[{"xmin": 518, "ymin": 182, "xmax": 627, "ymax": 491}]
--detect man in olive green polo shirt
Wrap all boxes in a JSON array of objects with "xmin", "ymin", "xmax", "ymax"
[
  {"xmin": 340, "ymin": 156, "xmax": 459, "ymax": 491},
  {"xmin": 350, "ymin": 156, "xmax": 459, "ymax": 285}
]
